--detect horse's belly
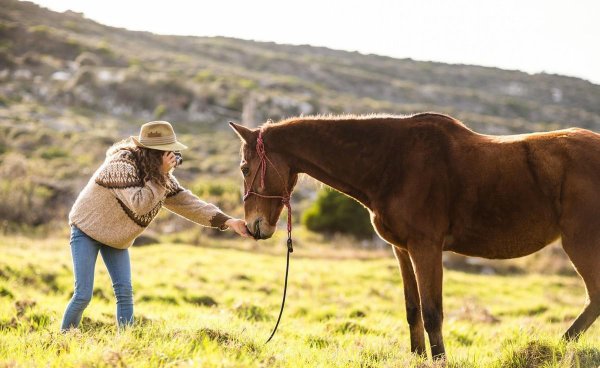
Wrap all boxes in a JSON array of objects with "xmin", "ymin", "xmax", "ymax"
[{"xmin": 445, "ymin": 220, "xmax": 560, "ymax": 259}]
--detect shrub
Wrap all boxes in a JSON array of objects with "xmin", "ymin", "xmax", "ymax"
[
  {"xmin": 74, "ymin": 51, "xmax": 100, "ymax": 67},
  {"xmin": 190, "ymin": 181, "xmax": 238, "ymax": 200},
  {"xmin": 194, "ymin": 69, "xmax": 216, "ymax": 83},
  {"xmin": 153, "ymin": 104, "xmax": 166, "ymax": 120},
  {"xmin": 302, "ymin": 188, "xmax": 374, "ymax": 239},
  {"xmin": 40, "ymin": 146, "xmax": 69, "ymax": 159},
  {"xmin": 96, "ymin": 40, "xmax": 114, "ymax": 58},
  {"xmin": 226, "ymin": 91, "xmax": 244, "ymax": 111},
  {"xmin": 238, "ymin": 78, "xmax": 258, "ymax": 90}
]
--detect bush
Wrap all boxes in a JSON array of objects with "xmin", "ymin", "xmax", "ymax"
[
  {"xmin": 189, "ymin": 180, "xmax": 242, "ymax": 212},
  {"xmin": 153, "ymin": 104, "xmax": 166, "ymax": 120},
  {"xmin": 194, "ymin": 69, "xmax": 216, "ymax": 83},
  {"xmin": 40, "ymin": 146, "xmax": 69, "ymax": 159},
  {"xmin": 226, "ymin": 91, "xmax": 243, "ymax": 111},
  {"xmin": 74, "ymin": 51, "xmax": 100, "ymax": 67},
  {"xmin": 302, "ymin": 188, "xmax": 374, "ymax": 239}
]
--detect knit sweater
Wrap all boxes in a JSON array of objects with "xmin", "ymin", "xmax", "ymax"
[{"xmin": 68, "ymin": 150, "xmax": 231, "ymax": 249}]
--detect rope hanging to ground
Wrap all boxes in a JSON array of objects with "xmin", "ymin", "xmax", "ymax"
[{"xmin": 265, "ymin": 236, "xmax": 293, "ymax": 343}]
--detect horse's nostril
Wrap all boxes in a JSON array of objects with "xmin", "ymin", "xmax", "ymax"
[{"xmin": 253, "ymin": 218, "xmax": 262, "ymax": 239}]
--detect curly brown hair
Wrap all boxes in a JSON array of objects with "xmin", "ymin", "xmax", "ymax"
[{"xmin": 106, "ymin": 138, "xmax": 168, "ymax": 187}]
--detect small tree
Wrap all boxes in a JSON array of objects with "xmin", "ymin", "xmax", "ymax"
[{"xmin": 302, "ymin": 188, "xmax": 374, "ymax": 239}]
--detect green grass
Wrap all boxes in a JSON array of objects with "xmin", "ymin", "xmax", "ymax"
[{"xmin": 0, "ymin": 235, "xmax": 598, "ymax": 367}]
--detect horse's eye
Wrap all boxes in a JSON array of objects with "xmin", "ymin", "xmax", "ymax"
[{"xmin": 241, "ymin": 167, "xmax": 250, "ymax": 177}]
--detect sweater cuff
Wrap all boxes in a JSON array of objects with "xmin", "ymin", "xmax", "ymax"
[{"xmin": 210, "ymin": 212, "xmax": 232, "ymax": 230}]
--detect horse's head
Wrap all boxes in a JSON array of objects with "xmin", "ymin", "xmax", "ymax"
[{"xmin": 229, "ymin": 122, "xmax": 298, "ymax": 240}]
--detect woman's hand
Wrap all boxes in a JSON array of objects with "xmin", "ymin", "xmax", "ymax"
[
  {"xmin": 161, "ymin": 152, "xmax": 177, "ymax": 174},
  {"xmin": 225, "ymin": 218, "xmax": 252, "ymax": 238}
]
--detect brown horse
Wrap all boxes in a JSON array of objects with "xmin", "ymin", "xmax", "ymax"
[{"xmin": 229, "ymin": 113, "xmax": 600, "ymax": 359}]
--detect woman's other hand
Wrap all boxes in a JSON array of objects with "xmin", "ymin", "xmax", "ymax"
[
  {"xmin": 225, "ymin": 218, "xmax": 252, "ymax": 238},
  {"xmin": 161, "ymin": 152, "xmax": 176, "ymax": 173}
]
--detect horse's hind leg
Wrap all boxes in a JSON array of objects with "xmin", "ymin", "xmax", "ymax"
[
  {"xmin": 392, "ymin": 246, "xmax": 426, "ymax": 355},
  {"xmin": 560, "ymin": 234, "xmax": 600, "ymax": 340},
  {"xmin": 558, "ymin": 174, "xmax": 600, "ymax": 339}
]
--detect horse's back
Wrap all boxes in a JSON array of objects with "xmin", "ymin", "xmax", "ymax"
[
  {"xmin": 371, "ymin": 117, "xmax": 600, "ymax": 258},
  {"xmin": 446, "ymin": 127, "xmax": 600, "ymax": 258}
]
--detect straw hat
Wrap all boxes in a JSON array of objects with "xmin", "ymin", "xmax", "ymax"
[{"xmin": 131, "ymin": 121, "xmax": 188, "ymax": 151}]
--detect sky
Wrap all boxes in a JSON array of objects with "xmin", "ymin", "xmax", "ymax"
[{"xmin": 28, "ymin": 0, "xmax": 600, "ymax": 85}]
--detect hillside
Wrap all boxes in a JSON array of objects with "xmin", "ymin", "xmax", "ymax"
[
  {"xmin": 2, "ymin": 1, "xmax": 600, "ymax": 132},
  {"xmin": 1, "ymin": 0, "xmax": 600, "ymax": 232}
]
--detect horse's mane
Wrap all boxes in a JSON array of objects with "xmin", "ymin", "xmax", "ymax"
[{"xmin": 261, "ymin": 112, "xmax": 465, "ymax": 129}]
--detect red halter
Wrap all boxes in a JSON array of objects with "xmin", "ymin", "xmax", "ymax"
[
  {"xmin": 243, "ymin": 129, "xmax": 293, "ymax": 242},
  {"xmin": 243, "ymin": 128, "xmax": 293, "ymax": 344}
]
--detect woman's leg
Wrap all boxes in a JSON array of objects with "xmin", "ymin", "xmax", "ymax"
[
  {"xmin": 61, "ymin": 226, "xmax": 100, "ymax": 331},
  {"xmin": 100, "ymin": 245, "xmax": 134, "ymax": 327}
]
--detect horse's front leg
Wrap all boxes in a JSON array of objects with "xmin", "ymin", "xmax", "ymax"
[
  {"xmin": 392, "ymin": 246, "xmax": 426, "ymax": 356},
  {"xmin": 408, "ymin": 239, "xmax": 446, "ymax": 360}
]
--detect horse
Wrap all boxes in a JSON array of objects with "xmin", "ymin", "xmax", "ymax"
[{"xmin": 229, "ymin": 113, "xmax": 600, "ymax": 360}]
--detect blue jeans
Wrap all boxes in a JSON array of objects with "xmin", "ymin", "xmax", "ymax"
[{"xmin": 61, "ymin": 225, "xmax": 134, "ymax": 330}]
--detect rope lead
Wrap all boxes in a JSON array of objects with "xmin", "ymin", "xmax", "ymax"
[{"xmin": 265, "ymin": 243, "xmax": 292, "ymax": 343}]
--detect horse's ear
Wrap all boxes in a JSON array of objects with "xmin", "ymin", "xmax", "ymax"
[{"xmin": 229, "ymin": 122, "xmax": 255, "ymax": 143}]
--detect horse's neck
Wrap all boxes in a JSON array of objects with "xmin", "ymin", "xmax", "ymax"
[{"xmin": 266, "ymin": 120, "xmax": 384, "ymax": 207}]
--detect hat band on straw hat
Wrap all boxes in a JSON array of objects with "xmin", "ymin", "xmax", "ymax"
[{"xmin": 139, "ymin": 135, "xmax": 177, "ymax": 146}]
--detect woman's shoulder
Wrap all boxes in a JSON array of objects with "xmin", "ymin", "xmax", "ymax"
[
  {"xmin": 108, "ymin": 148, "xmax": 137, "ymax": 163},
  {"xmin": 95, "ymin": 149, "xmax": 142, "ymax": 189}
]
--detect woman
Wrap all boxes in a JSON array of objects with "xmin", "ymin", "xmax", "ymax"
[{"xmin": 61, "ymin": 121, "xmax": 250, "ymax": 331}]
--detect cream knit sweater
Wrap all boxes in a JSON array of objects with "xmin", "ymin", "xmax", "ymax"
[{"xmin": 68, "ymin": 150, "xmax": 231, "ymax": 249}]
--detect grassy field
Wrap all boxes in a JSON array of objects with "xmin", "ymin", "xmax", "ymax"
[{"xmin": 0, "ymin": 233, "xmax": 599, "ymax": 368}]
